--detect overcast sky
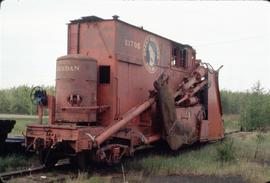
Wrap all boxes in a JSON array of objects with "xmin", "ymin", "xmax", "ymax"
[{"xmin": 0, "ymin": 0, "xmax": 269, "ymax": 91}]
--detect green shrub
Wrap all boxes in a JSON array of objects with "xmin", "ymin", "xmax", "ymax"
[
  {"xmin": 216, "ymin": 139, "xmax": 235, "ymax": 162},
  {"xmin": 240, "ymin": 81, "xmax": 270, "ymax": 130},
  {"xmin": 221, "ymin": 90, "xmax": 246, "ymax": 115}
]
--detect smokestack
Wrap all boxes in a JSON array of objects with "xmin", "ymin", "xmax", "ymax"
[{"xmin": 112, "ymin": 15, "xmax": 119, "ymax": 20}]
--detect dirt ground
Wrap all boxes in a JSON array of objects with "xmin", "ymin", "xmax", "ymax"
[
  {"xmin": 111, "ymin": 175, "xmax": 246, "ymax": 183},
  {"xmin": 8, "ymin": 173, "xmax": 247, "ymax": 183}
]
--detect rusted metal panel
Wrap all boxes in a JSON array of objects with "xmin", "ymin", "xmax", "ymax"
[
  {"xmin": 47, "ymin": 95, "xmax": 55, "ymax": 125},
  {"xmin": 68, "ymin": 20, "xmax": 117, "ymax": 126},
  {"xmin": 26, "ymin": 124, "xmax": 104, "ymax": 152},
  {"xmin": 207, "ymin": 71, "xmax": 224, "ymax": 140},
  {"xmin": 200, "ymin": 120, "xmax": 208, "ymax": 141},
  {"xmin": 115, "ymin": 21, "xmax": 189, "ymax": 122},
  {"xmin": 175, "ymin": 105, "xmax": 203, "ymax": 143},
  {"xmin": 67, "ymin": 18, "xmax": 194, "ymax": 126},
  {"xmin": 55, "ymin": 55, "xmax": 97, "ymax": 123},
  {"xmin": 68, "ymin": 24, "xmax": 80, "ymax": 54},
  {"xmin": 115, "ymin": 21, "xmax": 170, "ymax": 67}
]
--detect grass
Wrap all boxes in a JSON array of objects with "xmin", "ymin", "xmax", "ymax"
[
  {"xmin": 73, "ymin": 114, "xmax": 269, "ymax": 183},
  {"xmin": 223, "ymin": 114, "xmax": 241, "ymax": 133},
  {"xmin": 119, "ymin": 131, "xmax": 270, "ymax": 183},
  {"xmin": 0, "ymin": 155, "xmax": 39, "ymax": 173},
  {"xmin": 0, "ymin": 115, "xmax": 46, "ymax": 174},
  {"xmin": 11, "ymin": 118, "xmax": 49, "ymax": 136},
  {"xmin": 65, "ymin": 173, "xmax": 111, "ymax": 183},
  {"xmin": 0, "ymin": 114, "xmax": 269, "ymax": 182},
  {"xmin": 0, "ymin": 114, "xmax": 40, "ymax": 174},
  {"xmin": 115, "ymin": 115, "xmax": 270, "ymax": 183}
]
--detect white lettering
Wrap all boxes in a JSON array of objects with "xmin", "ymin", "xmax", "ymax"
[
  {"xmin": 57, "ymin": 65, "xmax": 80, "ymax": 72},
  {"xmin": 124, "ymin": 39, "xmax": 141, "ymax": 50}
]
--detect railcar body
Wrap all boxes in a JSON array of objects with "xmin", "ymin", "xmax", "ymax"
[
  {"xmin": 0, "ymin": 120, "xmax": 16, "ymax": 145},
  {"xmin": 26, "ymin": 16, "xmax": 224, "ymax": 168}
]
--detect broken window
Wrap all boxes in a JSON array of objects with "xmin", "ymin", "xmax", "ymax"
[
  {"xmin": 171, "ymin": 46, "xmax": 188, "ymax": 69},
  {"xmin": 171, "ymin": 47, "xmax": 177, "ymax": 66},
  {"xmin": 179, "ymin": 48, "xmax": 188, "ymax": 68}
]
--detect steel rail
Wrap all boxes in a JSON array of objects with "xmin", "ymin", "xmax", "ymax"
[
  {"xmin": 224, "ymin": 130, "xmax": 242, "ymax": 136},
  {"xmin": 0, "ymin": 165, "xmax": 45, "ymax": 182},
  {"xmin": 0, "ymin": 161, "xmax": 70, "ymax": 182}
]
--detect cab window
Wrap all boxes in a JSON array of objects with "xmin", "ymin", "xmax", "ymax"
[{"xmin": 171, "ymin": 46, "xmax": 188, "ymax": 69}]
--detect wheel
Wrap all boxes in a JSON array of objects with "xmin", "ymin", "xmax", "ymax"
[
  {"xmin": 70, "ymin": 152, "xmax": 88, "ymax": 171},
  {"xmin": 38, "ymin": 149, "xmax": 58, "ymax": 168}
]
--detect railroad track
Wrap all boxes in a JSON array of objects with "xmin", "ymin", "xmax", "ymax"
[
  {"xmin": 0, "ymin": 165, "xmax": 45, "ymax": 182},
  {"xmin": 0, "ymin": 162, "xmax": 71, "ymax": 183},
  {"xmin": 225, "ymin": 130, "xmax": 242, "ymax": 136}
]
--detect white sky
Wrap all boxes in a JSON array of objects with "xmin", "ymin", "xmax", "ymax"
[{"xmin": 0, "ymin": 0, "xmax": 269, "ymax": 91}]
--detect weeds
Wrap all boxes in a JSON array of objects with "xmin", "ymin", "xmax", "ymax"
[
  {"xmin": 0, "ymin": 154, "xmax": 38, "ymax": 172},
  {"xmin": 254, "ymin": 132, "xmax": 265, "ymax": 159},
  {"xmin": 65, "ymin": 173, "xmax": 111, "ymax": 183},
  {"xmin": 121, "ymin": 131, "xmax": 270, "ymax": 183},
  {"xmin": 216, "ymin": 139, "xmax": 235, "ymax": 162}
]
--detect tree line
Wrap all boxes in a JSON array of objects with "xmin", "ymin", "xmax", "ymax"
[
  {"xmin": 0, "ymin": 85, "xmax": 54, "ymax": 115},
  {"xmin": 0, "ymin": 82, "xmax": 269, "ymax": 129},
  {"xmin": 221, "ymin": 81, "xmax": 270, "ymax": 130}
]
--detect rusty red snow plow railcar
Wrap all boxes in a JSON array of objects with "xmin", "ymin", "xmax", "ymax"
[{"xmin": 25, "ymin": 15, "xmax": 224, "ymax": 168}]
